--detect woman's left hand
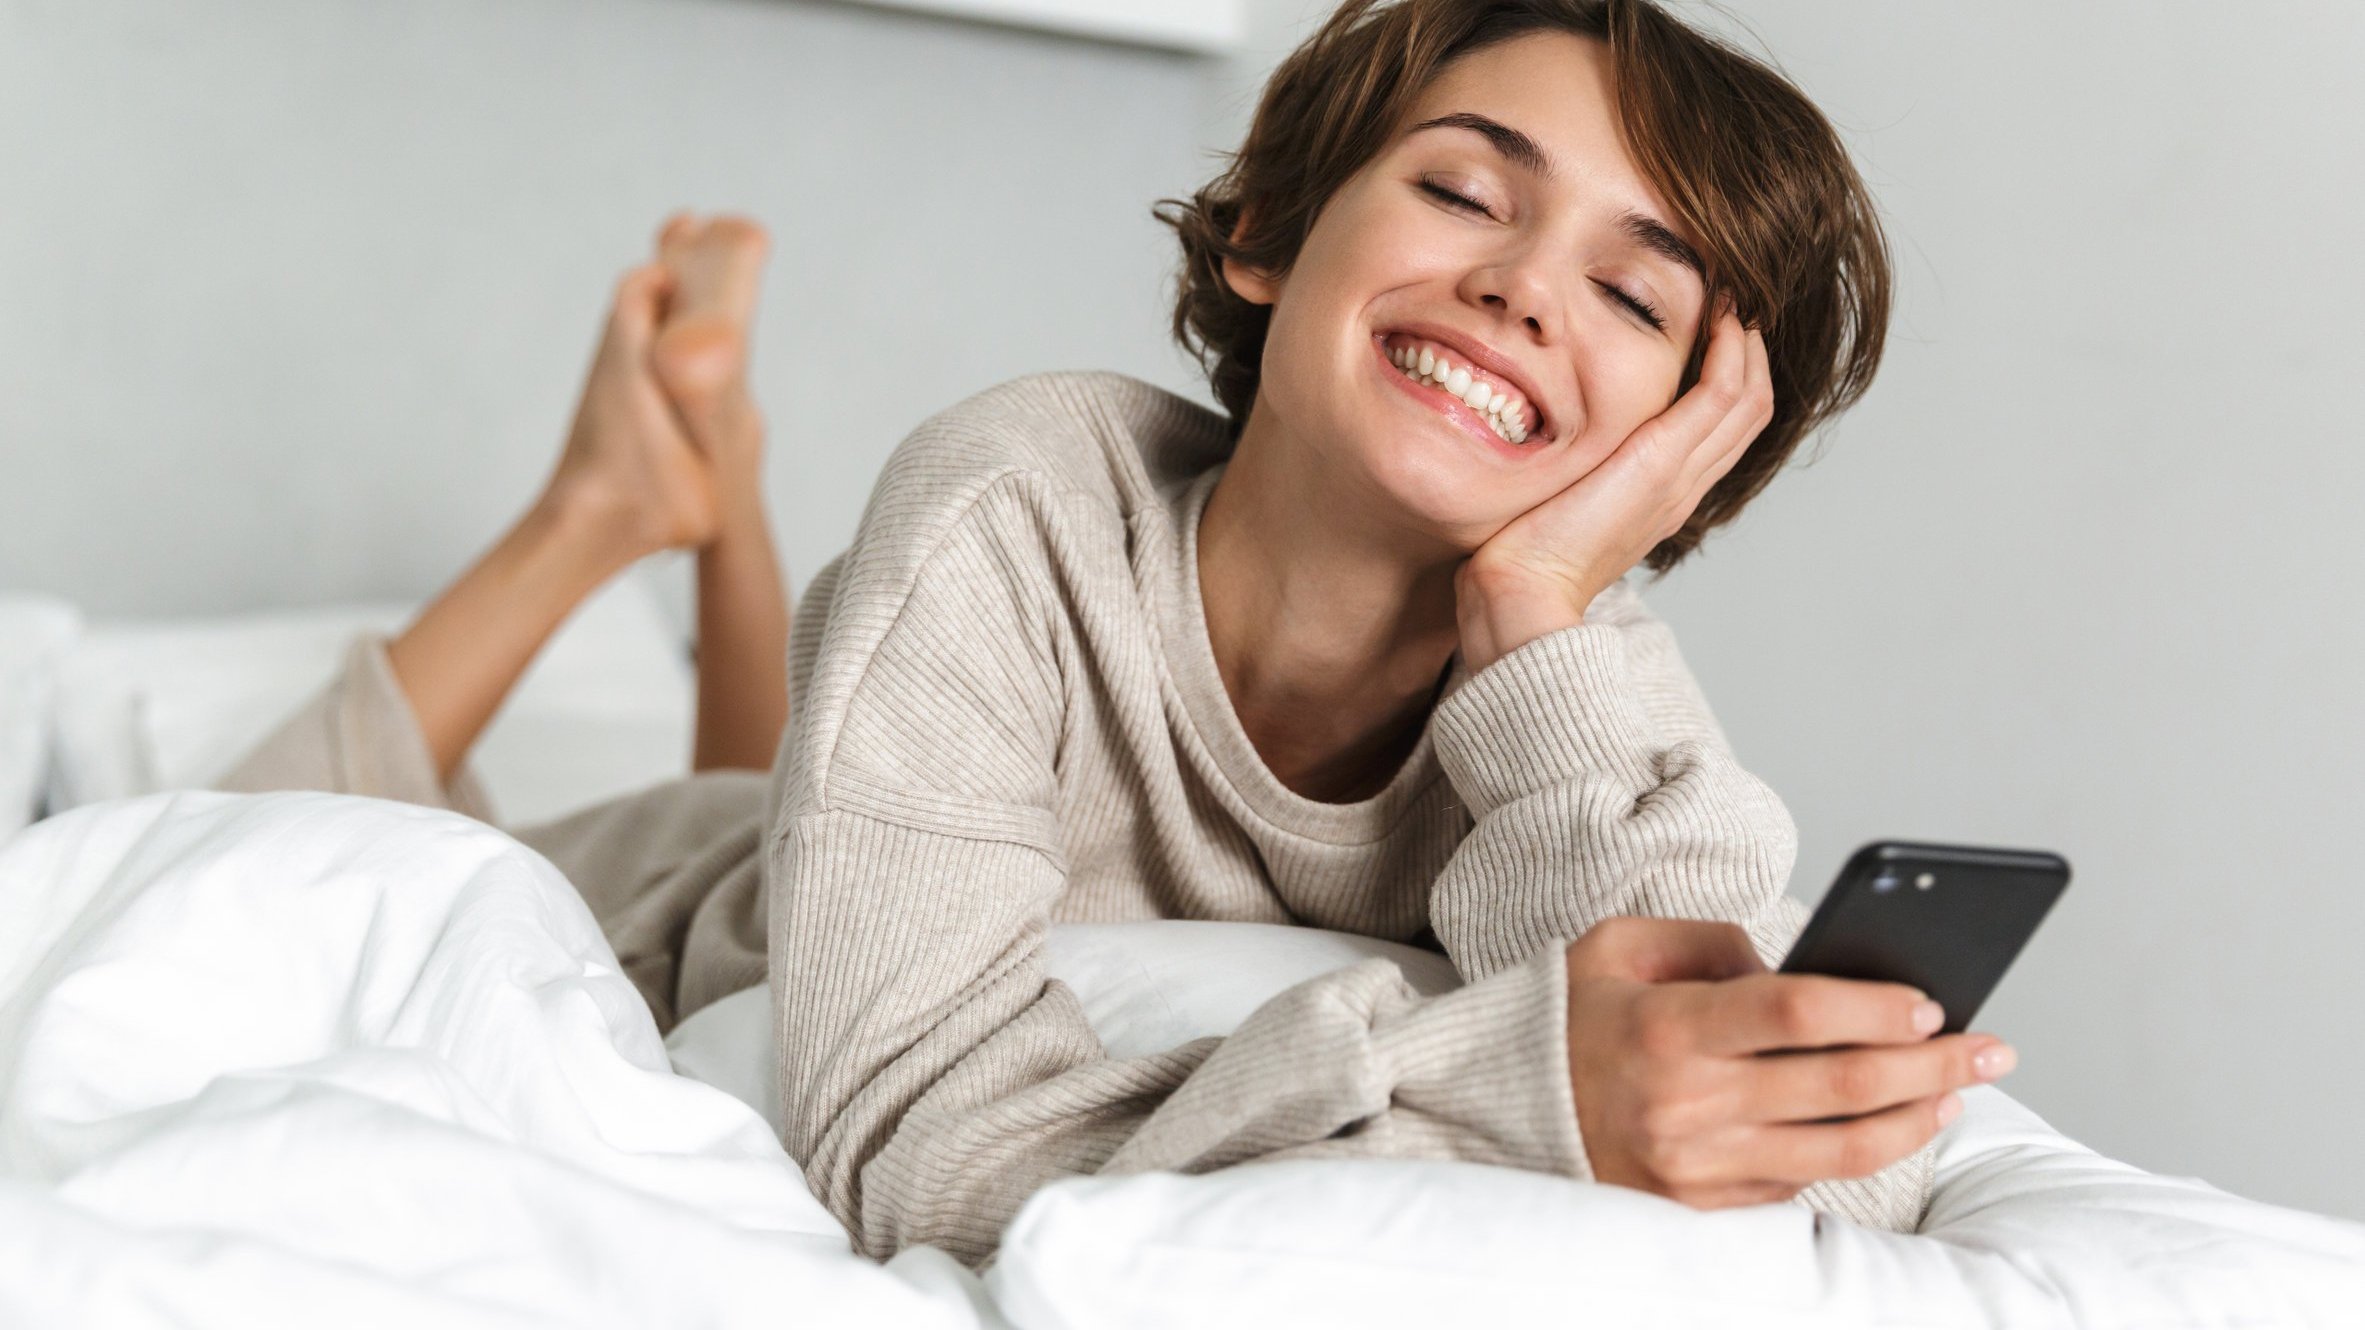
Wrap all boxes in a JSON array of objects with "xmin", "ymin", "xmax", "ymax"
[{"xmin": 1454, "ymin": 301, "xmax": 1773, "ymax": 674}]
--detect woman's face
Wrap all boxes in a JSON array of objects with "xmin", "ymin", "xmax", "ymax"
[{"xmin": 1225, "ymin": 30, "xmax": 1712, "ymax": 549}]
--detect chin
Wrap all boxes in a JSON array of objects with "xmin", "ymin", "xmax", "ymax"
[{"xmin": 1350, "ymin": 431, "xmax": 1516, "ymax": 553}]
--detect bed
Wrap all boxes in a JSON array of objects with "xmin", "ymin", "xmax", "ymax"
[{"xmin": 2, "ymin": 592, "xmax": 2360, "ymax": 1327}]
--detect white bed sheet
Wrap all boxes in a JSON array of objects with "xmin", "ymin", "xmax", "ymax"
[
  {"xmin": 7, "ymin": 791, "xmax": 2360, "ymax": 1329},
  {"xmin": 0, "ymin": 791, "xmax": 998, "ymax": 1329}
]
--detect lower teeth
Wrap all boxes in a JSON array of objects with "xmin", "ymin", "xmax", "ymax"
[{"xmin": 1394, "ymin": 360, "xmax": 1523, "ymax": 445}]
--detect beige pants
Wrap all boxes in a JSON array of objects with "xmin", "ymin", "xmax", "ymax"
[{"xmin": 213, "ymin": 633, "xmax": 768, "ymax": 1033}]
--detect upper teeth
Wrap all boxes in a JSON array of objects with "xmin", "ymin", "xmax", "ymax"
[{"xmin": 1385, "ymin": 337, "xmax": 1533, "ymax": 445}]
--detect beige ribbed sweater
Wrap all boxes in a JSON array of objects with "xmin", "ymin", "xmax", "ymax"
[{"xmin": 220, "ymin": 368, "xmax": 1934, "ymax": 1269}]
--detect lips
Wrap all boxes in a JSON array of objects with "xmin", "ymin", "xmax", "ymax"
[
  {"xmin": 1383, "ymin": 335, "xmax": 1534, "ymax": 441},
  {"xmin": 1372, "ymin": 334, "xmax": 1543, "ymax": 462},
  {"xmin": 1373, "ymin": 320, "xmax": 1553, "ymax": 444}
]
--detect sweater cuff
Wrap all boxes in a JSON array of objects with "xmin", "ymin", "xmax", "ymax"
[
  {"xmin": 1431, "ymin": 623, "xmax": 1661, "ymax": 821},
  {"xmin": 212, "ymin": 632, "xmax": 498, "ymax": 823},
  {"xmin": 1370, "ymin": 943, "xmax": 1592, "ymax": 1183},
  {"xmin": 349, "ymin": 634, "xmax": 499, "ymax": 821}
]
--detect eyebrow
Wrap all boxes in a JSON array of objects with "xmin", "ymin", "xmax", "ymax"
[{"xmin": 1407, "ymin": 111, "xmax": 1708, "ymax": 285}]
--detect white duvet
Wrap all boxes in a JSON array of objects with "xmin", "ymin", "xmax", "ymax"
[
  {"xmin": 3, "ymin": 792, "xmax": 2360, "ymax": 1328},
  {"xmin": 0, "ymin": 792, "xmax": 995, "ymax": 1329}
]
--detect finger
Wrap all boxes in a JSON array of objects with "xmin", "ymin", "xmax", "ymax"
[
  {"xmin": 1723, "ymin": 324, "xmax": 1772, "ymax": 456},
  {"xmin": 1695, "ymin": 303, "xmax": 1752, "ymax": 417},
  {"xmin": 1733, "ymin": 323, "xmax": 1773, "ymax": 445},
  {"xmin": 1671, "ymin": 411, "xmax": 1755, "ymax": 518},
  {"xmin": 1626, "ymin": 303, "xmax": 1750, "ymax": 473},
  {"xmin": 1687, "ymin": 972, "xmax": 1937, "ymax": 1057},
  {"xmin": 1744, "ymin": 1091, "xmax": 1953, "ymax": 1185},
  {"xmin": 1677, "ymin": 326, "xmax": 1772, "ymax": 497},
  {"xmin": 1742, "ymin": 1034, "xmax": 1997, "ymax": 1124}
]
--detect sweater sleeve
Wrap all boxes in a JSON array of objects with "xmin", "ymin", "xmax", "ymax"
[
  {"xmin": 769, "ymin": 483, "xmax": 1611, "ymax": 1268},
  {"xmin": 1422, "ymin": 577, "xmax": 1936, "ymax": 1233},
  {"xmin": 209, "ymin": 632, "xmax": 498, "ymax": 823}
]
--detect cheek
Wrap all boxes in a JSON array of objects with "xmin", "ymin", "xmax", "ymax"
[
  {"xmin": 1565, "ymin": 348, "xmax": 1686, "ymax": 458},
  {"xmin": 1511, "ymin": 350, "xmax": 1685, "ymax": 507}
]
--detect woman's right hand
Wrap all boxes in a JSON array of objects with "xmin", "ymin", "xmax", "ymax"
[{"xmin": 1561, "ymin": 916, "xmax": 2015, "ymax": 1209}]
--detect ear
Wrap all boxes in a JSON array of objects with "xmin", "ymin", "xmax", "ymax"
[{"xmin": 1218, "ymin": 206, "xmax": 1280, "ymax": 307}]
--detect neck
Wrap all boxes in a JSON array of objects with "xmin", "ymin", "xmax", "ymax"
[{"xmin": 1196, "ymin": 407, "xmax": 1465, "ymax": 802}]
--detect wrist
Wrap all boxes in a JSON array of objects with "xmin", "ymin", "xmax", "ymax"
[{"xmin": 1455, "ymin": 556, "xmax": 1600, "ymax": 675}]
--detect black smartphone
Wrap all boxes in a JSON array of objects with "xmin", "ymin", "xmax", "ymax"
[{"xmin": 1776, "ymin": 841, "xmax": 2071, "ymax": 1036}]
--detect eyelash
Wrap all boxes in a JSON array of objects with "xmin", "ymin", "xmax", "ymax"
[{"xmin": 1417, "ymin": 181, "xmax": 1668, "ymax": 333}]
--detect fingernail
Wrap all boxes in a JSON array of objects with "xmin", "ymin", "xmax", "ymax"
[
  {"xmin": 1975, "ymin": 1044, "xmax": 2017, "ymax": 1079},
  {"xmin": 1936, "ymin": 1092, "xmax": 1963, "ymax": 1127},
  {"xmin": 1911, "ymin": 999, "xmax": 1943, "ymax": 1034}
]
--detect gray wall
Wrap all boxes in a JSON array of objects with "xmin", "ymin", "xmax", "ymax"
[
  {"xmin": 0, "ymin": 0, "xmax": 1214, "ymax": 622},
  {"xmin": 1644, "ymin": 1, "xmax": 2365, "ymax": 1225},
  {"xmin": 5, "ymin": 0, "xmax": 2360, "ymax": 1222}
]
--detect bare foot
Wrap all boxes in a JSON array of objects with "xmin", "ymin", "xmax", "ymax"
[
  {"xmin": 541, "ymin": 260, "xmax": 719, "ymax": 558},
  {"xmin": 650, "ymin": 212, "xmax": 771, "ymax": 510}
]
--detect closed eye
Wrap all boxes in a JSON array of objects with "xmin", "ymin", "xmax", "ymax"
[
  {"xmin": 1419, "ymin": 180, "xmax": 1491, "ymax": 218},
  {"xmin": 1601, "ymin": 282, "xmax": 1665, "ymax": 332},
  {"xmin": 1418, "ymin": 181, "xmax": 1667, "ymax": 334}
]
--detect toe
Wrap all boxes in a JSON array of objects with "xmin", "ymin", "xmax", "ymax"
[
  {"xmin": 608, "ymin": 262, "xmax": 672, "ymax": 345},
  {"xmin": 657, "ymin": 210, "xmax": 701, "ymax": 253},
  {"xmin": 704, "ymin": 218, "xmax": 771, "ymax": 309},
  {"xmin": 661, "ymin": 214, "xmax": 771, "ymax": 327},
  {"xmin": 704, "ymin": 215, "xmax": 770, "ymax": 260}
]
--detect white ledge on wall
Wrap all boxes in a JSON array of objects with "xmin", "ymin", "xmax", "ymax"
[{"xmin": 837, "ymin": 0, "xmax": 1247, "ymax": 55}]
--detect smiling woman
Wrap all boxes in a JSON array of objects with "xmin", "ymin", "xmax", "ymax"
[
  {"xmin": 1155, "ymin": 0, "xmax": 1890, "ymax": 574},
  {"xmin": 215, "ymin": 0, "xmax": 1967, "ymax": 1273}
]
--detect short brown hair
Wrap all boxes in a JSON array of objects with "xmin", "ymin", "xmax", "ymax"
[{"xmin": 1151, "ymin": 0, "xmax": 1892, "ymax": 574}]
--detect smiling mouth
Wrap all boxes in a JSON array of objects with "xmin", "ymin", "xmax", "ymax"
[{"xmin": 1372, "ymin": 334, "xmax": 1548, "ymax": 454}]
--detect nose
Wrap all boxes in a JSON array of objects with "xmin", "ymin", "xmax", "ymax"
[
  {"xmin": 1459, "ymin": 253, "xmax": 1571, "ymax": 437},
  {"xmin": 1461, "ymin": 248, "xmax": 1560, "ymax": 346}
]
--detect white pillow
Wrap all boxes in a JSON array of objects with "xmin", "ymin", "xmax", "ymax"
[
  {"xmin": 668, "ymin": 921, "xmax": 2365, "ymax": 1329},
  {"xmin": 1039, "ymin": 920, "xmax": 1462, "ymax": 1058},
  {"xmin": 45, "ymin": 568, "xmax": 692, "ymax": 827},
  {"xmin": 980, "ymin": 929, "xmax": 2365, "ymax": 1330},
  {"xmin": 990, "ymin": 1084, "xmax": 2365, "ymax": 1328},
  {"xmin": 48, "ymin": 602, "xmax": 407, "ymax": 811},
  {"xmin": 660, "ymin": 921, "xmax": 1462, "ymax": 1137},
  {"xmin": 0, "ymin": 595, "xmax": 82, "ymax": 836}
]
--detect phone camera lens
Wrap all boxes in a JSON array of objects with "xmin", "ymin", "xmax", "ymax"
[{"xmin": 1872, "ymin": 873, "xmax": 1901, "ymax": 893}]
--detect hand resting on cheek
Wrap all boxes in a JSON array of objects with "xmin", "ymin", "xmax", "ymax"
[{"xmin": 1452, "ymin": 302, "xmax": 1773, "ymax": 674}]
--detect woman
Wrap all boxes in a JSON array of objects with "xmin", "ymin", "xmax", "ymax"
[{"xmin": 223, "ymin": 0, "xmax": 2017, "ymax": 1270}]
